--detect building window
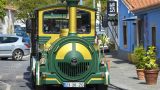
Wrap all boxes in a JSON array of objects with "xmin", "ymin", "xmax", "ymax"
[
  {"xmin": 136, "ymin": 20, "xmax": 145, "ymax": 46},
  {"xmin": 152, "ymin": 27, "xmax": 156, "ymax": 46},
  {"xmin": 123, "ymin": 22, "xmax": 127, "ymax": 48},
  {"xmin": 138, "ymin": 22, "xmax": 142, "ymax": 45}
]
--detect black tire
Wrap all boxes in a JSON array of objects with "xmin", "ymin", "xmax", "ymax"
[
  {"xmin": 31, "ymin": 72, "xmax": 36, "ymax": 88},
  {"xmin": 32, "ymin": 71, "xmax": 42, "ymax": 90},
  {"xmin": 30, "ymin": 56, "xmax": 33, "ymax": 71},
  {"xmin": 96, "ymin": 85, "xmax": 108, "ymax": 90},
  {"xmin": 1, "ymin": 58, "xmax": 8, "ymax": 60},
  {"xmin": 35, "ymin": 85, "xmax": 42, "ymax": 90},
  {"xmin": 12, "ymin": 49, "xmax": 23, "ymax": 60}
]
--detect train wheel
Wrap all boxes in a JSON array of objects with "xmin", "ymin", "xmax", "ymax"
[
  {"xmin": 35, "ymin": 85, "xmax": 42, "ymax": 90},
  {"xmin": 32, "ymin": 69, "xmax": 42, "ymax": 90},
  {"xmin": 95, "ymin": 85, "xmax": 108, "ymax": 90},
  {"xmin": 86, "ymin": 84, "xmax": 97, "ymax": 90},
  {"xmin": 31, "ymin": 72, "xmax": 36, "ymax": 88}
]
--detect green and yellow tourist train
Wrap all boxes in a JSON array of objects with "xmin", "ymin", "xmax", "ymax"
[{"xmin": 26, "ymin": 0, "xmax": 109, "ymax": 89}]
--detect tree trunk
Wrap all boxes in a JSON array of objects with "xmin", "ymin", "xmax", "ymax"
[{"xmin": 0, "ymin": 19, "xmax": 2, "ymax": 34}]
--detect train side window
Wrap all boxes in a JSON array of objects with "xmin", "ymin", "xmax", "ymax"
[
  {"xmin": 77, "ymin": 10, "xmax": 91, "ymax": 34},
  {"xmin": 43, "ymin": 9, "xmax": 91, "ymax": 34},
  {"xmin": 43, "ymin": 9, "xmax": 69, "ymax": 34}
]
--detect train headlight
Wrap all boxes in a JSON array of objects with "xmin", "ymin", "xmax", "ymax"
[
  {"xmin": 40, "ymin": 57, "xmax": 46, "ymax": 65},
  {"xmin": 100, "ymin": 60, "xmax": 106, "ymax": 67}
]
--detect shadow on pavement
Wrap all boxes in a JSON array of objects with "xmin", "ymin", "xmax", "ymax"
[
  {"xmin": 106, "ymin": 51, "xmax": 133, "ymax": 65},
  {"xmin": 109, "ymin": 84, "xmax": 128, "ymax": 90},
  {"xmin": 22, "ymin": 66, "xmax": 95, "ymax": 90},
  {"xmin": 138, "ymin": 82, "xmax": 146, "ymax": 85},
  {"xmin": 128, "ymin": 77, "xmax": 138, "ymax": 80},
  {"xmin": 0, "ymin": 58, "xmax": 28, "ymax": 61},
  {"xmin": 23, "ymin": 66, "xmax": 33, "ymax": 90},
  {"xmin": 112, "ymin": 60, "xmax": 130, "ymax": 64}
]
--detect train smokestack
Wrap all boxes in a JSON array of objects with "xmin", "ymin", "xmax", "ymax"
[{"xmin": 66, "ymin": 0, "xmax": 80, "ymax": 35}]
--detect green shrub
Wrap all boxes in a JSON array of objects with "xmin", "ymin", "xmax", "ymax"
[
  {"xmin": 133, "ymin": 46, "xmax": 146, "ymax": 69},
  {"xmin": 144, "ymin": 46, "xmax": 159, "ymax": 70}
]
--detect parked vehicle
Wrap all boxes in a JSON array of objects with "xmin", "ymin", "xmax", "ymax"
[
  {"xmin": 0, "ymin": 34, "xmax": 30, "ymax": 60},
  {"xmin": 14, "ymin": 25, "xmax": 30, "ymax": 44},
  {"xmin": 15, "ymin": 30, "xmax": 30, "ymax": 44},
  {"xmin": 26, "ymin": 0, "xmax": 109, "ymax": 89}
]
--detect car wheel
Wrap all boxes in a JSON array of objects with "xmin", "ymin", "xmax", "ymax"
[
  {"xmin": 1, "ymin": 58, "xmax": 8, "ymax": 60},
  {"xmin": 12, "ymin": 49, "xmax": 23, "ymax": 60}
]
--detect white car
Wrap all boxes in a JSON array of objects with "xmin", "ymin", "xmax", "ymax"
[{"xmin": 0, "ymin": 34, "xmax": 30, "ymax": 60}]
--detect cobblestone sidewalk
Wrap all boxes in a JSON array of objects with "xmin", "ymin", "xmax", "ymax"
[{"xmin": 107, "ymin": 53, "xmax": 160, "ymax": 90}]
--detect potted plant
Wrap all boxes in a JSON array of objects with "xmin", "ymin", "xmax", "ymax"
[
  {"xmin": 97, "ymin": 34, "xmax": 111, "ymax": 70},
  {"xmin": 97, "ymin": 34, "xmax": 110, "ymax": 56},
  {"xmin": 143, "ymin": 46, "xmax": 159, "ymax": 85},
  {"xmin": 133, "ymin": 46, "xmax": 146, "ymax": 80}
]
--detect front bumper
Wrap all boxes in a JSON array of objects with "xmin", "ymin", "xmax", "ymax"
[{"xmin": 39, "ymin": 72, "xmax": 110, "ymax": 86}]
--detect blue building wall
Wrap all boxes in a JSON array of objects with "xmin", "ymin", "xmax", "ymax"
[
  {"xmin": 138, "ymin": 9, "xmax": 160, "ymax": 58},
  {"xmin": 118, "ymin": 0, "xmax": 136, "ymax": 55},
  {"xmin": 118, "ymin": 0, "xmax": 160, "ymax": 59}
]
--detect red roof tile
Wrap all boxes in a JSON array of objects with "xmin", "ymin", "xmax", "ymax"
[{"xmin": 124, "ymin": 0, "xmax": 160, "ymax": 12}]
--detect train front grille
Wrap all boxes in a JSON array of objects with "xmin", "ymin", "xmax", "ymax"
[{"xmin": 57, "ymin": 62, "xmax": 91, "ymax": 80}]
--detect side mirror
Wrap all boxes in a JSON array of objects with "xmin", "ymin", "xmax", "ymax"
[
  {"xmin": 26, "ymin": 18, "xmax": 34, "ymax": 33},
  {"xmin": 102, "ymin": 15, "xmax": 108, "ymax": 28}
]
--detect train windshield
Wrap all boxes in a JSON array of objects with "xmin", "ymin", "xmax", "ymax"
[{"xmin": 43, "ymin": 9, "xmax": 91, "ymax": 34}]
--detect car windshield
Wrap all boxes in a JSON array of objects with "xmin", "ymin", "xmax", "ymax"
[{"xmin": 0, "ymin": 37, "xmax": 18, "ymax": 43}]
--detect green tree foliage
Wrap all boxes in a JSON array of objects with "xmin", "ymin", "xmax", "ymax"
[
  {"xmin": 13, "ymin": 0, "xmax": 107, "ymax": 22},
  {"xmin": 133, "ymin": 46, "xmax": 146, "ymax": 69},
  {"xmin": 144, "ymin": 46, "xmax": 158, "ymax": 70},
  {"xmin": 13, "ymin": 0, "xmax": 58, "ymax": 22},
  {"xmin": 100, "ymin": 0, "xmax": 107, "ymax": 14},
  {"xmin": 83, "ymin": 0, "xmax": 107, "ymax": 14},
  {"xmin": 0, "ymin": 0, "xmax": 6, "ymax": 19}
]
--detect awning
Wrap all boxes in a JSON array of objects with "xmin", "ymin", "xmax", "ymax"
[{"xmin": 122, "ymin": 16, "xmax": 137, "ymax": 21}]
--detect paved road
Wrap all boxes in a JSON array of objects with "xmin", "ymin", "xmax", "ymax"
[
  {"xmin": 0, "ymin": 56, "xmax": 31, "ymax": 90},
  {"xmin": 0, "ymin": 55, "xmax": 124, "ymax": 90}
]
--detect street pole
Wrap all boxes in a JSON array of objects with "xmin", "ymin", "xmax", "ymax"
[
  {"xmin": 80, "ymin": 0, "xmax": 83, "ymax": 5},
  {"xmin": 93, "ymin": 0, "xmax": 96, "ymax": 8},
  {"xmin": 98, "ymin": 1, "xmax": 102, "ymax": 32}
]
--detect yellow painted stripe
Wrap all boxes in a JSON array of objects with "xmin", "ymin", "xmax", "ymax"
[
  {"xmin": 38, "ymin": 7, "xmax": 95, "ymax": 49},
  {"xmin": 38, "ymin": 9, "xmax": 60, "ymax": 48},
  {"xmin": 69, "ymin": 7, "xmax": 77, "ymax": 33},
  {"xmin": 43, "ymin": 78, "xmax": 61, "ymax": 84},
  {"xmin": 38, "ymin": 7, "xmax": 95, "ymax": 37},
  {"xmin": 76, "ymin": 43, "xmax": 91, "ymax": 60},
  {"xmin": 56, "ymin": 43, "xmax": 72, "ymax": 60},
  {"xmin": 87, "ymin": 78, "xmax": 104, "ymax": 84}
]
